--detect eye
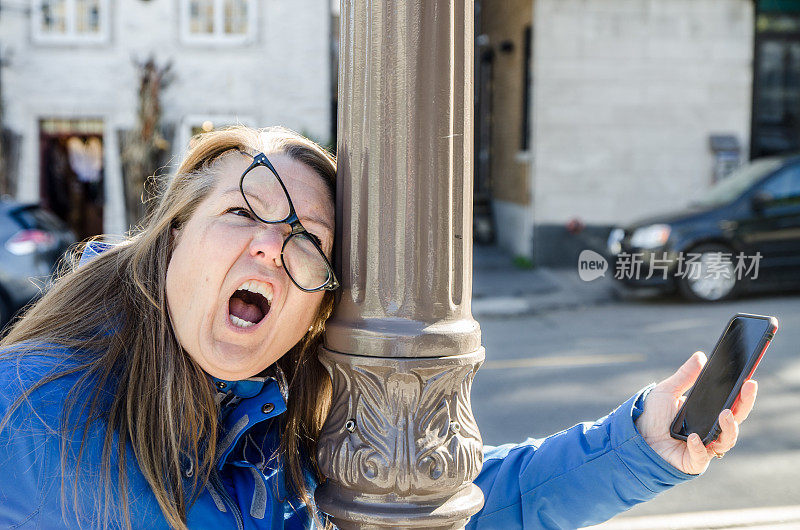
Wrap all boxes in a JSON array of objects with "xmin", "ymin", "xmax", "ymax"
[
  {"xmin": 307, "ymin": 232, "xmax": 323, "ymax": 247},
  {"xmin": 225, "ymin": 207, "xmax": 255, "ymax": 220}
]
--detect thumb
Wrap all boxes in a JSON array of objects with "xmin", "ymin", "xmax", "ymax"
[
  {"xmin": 660, "ymin": 351, "xmax": 706, "ymax": 396},
  {"xmin": 687, "ymin": 433, "xmax": 710, "ymax": 470}
]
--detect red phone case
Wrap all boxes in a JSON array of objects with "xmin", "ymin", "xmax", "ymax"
[{"xmin": 669, "ymin": 313, "xmax": 778, "ymax": 445}]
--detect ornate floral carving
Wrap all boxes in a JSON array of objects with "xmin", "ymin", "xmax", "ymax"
[{"xmin": 317, "ymin": 349, "xmax": 484, "ymax": 496}]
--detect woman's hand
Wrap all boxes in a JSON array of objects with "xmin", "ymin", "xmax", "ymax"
[{"xmin": 634, "ymin": 351, "xmax": 758, "ymax": 475}]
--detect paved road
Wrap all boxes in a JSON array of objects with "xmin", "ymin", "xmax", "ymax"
[{"xmin": 471, "ymin": 291, "xmax": 800, "ymax": 521}]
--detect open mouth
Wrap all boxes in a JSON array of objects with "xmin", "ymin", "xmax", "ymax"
[{"xmin": 228, "ymin": 280, "xmax": 273, "ymax": 329}]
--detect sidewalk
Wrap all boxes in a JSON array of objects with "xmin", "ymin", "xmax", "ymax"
[
  {"xmin": 587, "ymin": 505, "xmax": 800, "ymax": 529},
  {"xmin": 471, "ymin": 244, "xmax": 619, "ymax": 317}
]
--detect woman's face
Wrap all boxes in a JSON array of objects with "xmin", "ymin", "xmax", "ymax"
[{"xmin": 166, "ymin": 152, "xmax": 334, "ymax": 380}]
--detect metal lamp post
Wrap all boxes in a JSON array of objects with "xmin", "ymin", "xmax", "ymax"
[{"xmin": 315, "ymin": 1, "xmax": 485, "ymax": 528}]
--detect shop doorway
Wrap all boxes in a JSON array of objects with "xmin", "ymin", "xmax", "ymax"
[
  {"xmin": 751, "ymin": 5, "xmax": 800, "ymax": 158},
  {"xmin": 473, "ymin": 0, "xmax": 533, "ymax": 250},
  {"xmin": 39, "ymin": 118, "xmax": 104, "ymax": 240}
]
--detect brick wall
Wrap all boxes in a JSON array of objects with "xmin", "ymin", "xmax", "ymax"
[{"xmin": 532, "ymin": 0, "xmax": 753, "ymax": 228}]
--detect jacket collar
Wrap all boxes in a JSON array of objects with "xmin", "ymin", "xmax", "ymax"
[
  {"xmin": 211, "ymin": 375, "xmax": 271, "ymax": 399},
  {"xmin": 212, "ymin": 374, "xmax": 288, "ymax": 470}
]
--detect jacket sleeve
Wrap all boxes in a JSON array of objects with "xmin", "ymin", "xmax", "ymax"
[
  {"xmin": 467, "ymin": 385, "xmax": 697, "ymax": 529},
  {"xmin": 0, "ymin": 357, "xmax": 61, "ymax": 527}
]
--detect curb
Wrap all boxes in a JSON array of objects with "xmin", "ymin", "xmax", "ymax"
[
  {"xmin": 471, "ymin": 294, "xmax": 613, "ymax": 317},
  {"xmin": 471, "ymin": 296, "xmax": 532, "ymax": 316},
  {"xmin": 471, "ymin": 294, "xmax": 617, "ymax": 317},
  {"xmin": 588, "ymin": 505, "xmax": 800, "ymax": 530},
  {"xmin": 471, "ymin": 274, "xmax": 620, "ymax": 317}
]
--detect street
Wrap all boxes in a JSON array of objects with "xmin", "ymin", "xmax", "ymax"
[{"xmin": 471, "ymin": 291, "xmax": 800, "ymax": 521}]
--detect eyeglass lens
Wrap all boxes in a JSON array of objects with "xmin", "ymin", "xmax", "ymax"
[
  {"xmin": 283, "ymin": 233, "xmax": 331, "ymax": 290},
  {"xmin": 241, "ymin": 165, "xmax": 291, "ymax": 221},
  {"xmin": 243, "ymin": 165, "xmax": 332, "ymax": 290}
]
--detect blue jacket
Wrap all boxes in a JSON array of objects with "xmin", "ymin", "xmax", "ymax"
[
  {"xmin": 0, "ymin": 351, "xmax": 694, "ymax": 529},
  {"xmin": 0, "ymin": 244, "xmax": 695, "ymax": 528}
]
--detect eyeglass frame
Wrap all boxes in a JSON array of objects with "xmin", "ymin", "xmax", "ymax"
[{"xmin": 237, "ymin": 150, "xmax": 339, "ymax": 293}]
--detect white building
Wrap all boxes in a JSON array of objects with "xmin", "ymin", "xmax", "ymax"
[
  {"xmin": 476, "ymin": 0, "xmax": 791, "ymax": 266},
  {"xmin": 0, "ymin": 0, "xmax": 332, "ymax": 239}
]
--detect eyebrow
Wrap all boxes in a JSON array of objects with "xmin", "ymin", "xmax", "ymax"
[{"xmin": 218, "ymin": 188, "xmax": 334, "ymax": 232}]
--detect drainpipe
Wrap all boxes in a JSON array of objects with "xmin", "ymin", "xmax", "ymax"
[{"xmin": 315, "ymin": 1, "xmax": 485, "ymax": 528}]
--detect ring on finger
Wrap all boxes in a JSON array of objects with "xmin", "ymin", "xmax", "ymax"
[{"xmin": 712, "ymin": 448, "xmax": 725, "ymax": 459}]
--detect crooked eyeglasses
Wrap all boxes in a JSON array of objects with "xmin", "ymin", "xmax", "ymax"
[{"xmin": 238, "ymin": 151, "xmax": 339, "ymax": 293}]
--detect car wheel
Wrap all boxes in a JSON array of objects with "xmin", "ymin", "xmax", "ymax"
[{"xmin": 677, "ymin": 244, "xmax": 742, "ymax": 302}]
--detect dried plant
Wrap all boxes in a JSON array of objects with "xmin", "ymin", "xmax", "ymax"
[{"xmin": 121, "ymin": 57, "xmax": 172, "ymax": 228}]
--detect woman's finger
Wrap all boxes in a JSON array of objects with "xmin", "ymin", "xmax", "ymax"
[
  {"xmin": 732, "ymin": 379, "xmax": 758, "ymax": 424},
  {"xmin": 687, "ymin": 433, "xmax": 709, "ymax": 466},
  {"xmin": 661, "ymin": 352, "xmax": 706, "ymax": 396},
  {"xmin": 709, "ymin": 409, "xmax": 738, "ymax": 454}
]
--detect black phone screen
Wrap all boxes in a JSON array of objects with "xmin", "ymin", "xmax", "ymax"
[{"xmin": 673, "ymin": 316, "xmax": 771, "ymax": 440}]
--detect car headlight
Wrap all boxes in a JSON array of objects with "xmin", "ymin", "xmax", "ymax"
[
  {"xmin": 607, "ymin": 228, "xmax": 624, "ymax": 255},
  {"xmin": 629, "ymin": 224, "xmax": 671, "ymax": 249}
]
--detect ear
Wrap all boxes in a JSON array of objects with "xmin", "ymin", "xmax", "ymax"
[{"xmin": 170, "ymin": 223, "xmax": 181, "ymax": 243}]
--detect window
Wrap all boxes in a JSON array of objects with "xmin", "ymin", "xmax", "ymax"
[
  {"xmin": 751, "ymin": 1, "xmax": 800, "ymax": 158},
  {"xmin": 175, "ymin": 115, "xmax": 255, "ymax": 159},
  {"xmin": 760, "ymin": 164, "xmax": 800, "ymax": 200},
  {"xmin": 31, "ymin": 0, "xmax": 109, "ymax": 43},
  {"xmin": 181, "ymin": 0, "xmax": 255, "ymax": 45},
  {"xmin": 755, "ymin": 163, "xmax": 800, "ymax": 217},
  {"xmin": 520, "ymin": 25, "xmax": 532, "ymax": 151}
]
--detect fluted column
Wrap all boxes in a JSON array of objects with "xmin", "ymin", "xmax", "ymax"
[{"xmin": 315, "ymin": 1, "xmax": 484, "ymax": 528}]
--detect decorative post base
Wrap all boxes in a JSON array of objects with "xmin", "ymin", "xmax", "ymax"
[
  {"xmin": 316, "ymin": 348, "xmax": 485, "ymax": 529},
  {"xmin": 315, "ymin": 483, "xmax": 485, "ymax": 530}
]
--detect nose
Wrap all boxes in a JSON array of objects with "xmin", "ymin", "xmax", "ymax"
[{"xmin": 249, "ymin": 223, "xmax": 288, "ymax": 267}]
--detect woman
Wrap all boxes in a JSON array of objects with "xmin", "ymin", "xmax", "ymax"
[{"xmin": 0, "ymin": 126, "xmax": 756, "ymax": 529}]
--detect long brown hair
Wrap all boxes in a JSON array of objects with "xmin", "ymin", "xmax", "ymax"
[{"xmin": 0, "ymin": 126, "xmax": 335, "ymax": 528}]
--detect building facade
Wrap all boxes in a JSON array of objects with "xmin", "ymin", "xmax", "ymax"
[
  {"xmin": 0, "ymin": 0, "xmax": 332, "ymax": 239},
  {"xmin": 477, "ymin": 0, "xmax": 793, "ymax": 266}
]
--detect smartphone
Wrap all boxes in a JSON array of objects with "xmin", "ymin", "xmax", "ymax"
[{"xmin": 669, "ymin": 313, "xmax": 778, "ymax": 445}]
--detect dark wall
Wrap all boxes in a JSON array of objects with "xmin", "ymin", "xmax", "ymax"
[{"xmin": 533, "ymin": 223, "xmax": 614, "ymax": 268}]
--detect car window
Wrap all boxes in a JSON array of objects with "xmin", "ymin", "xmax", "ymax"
[
  {"xmin": 12, "ymin": 206, "xmax": 65, "ymax": 231},
  {"xmin": 759, "ymin": 164, "xmax": 800, "ymax": 200},
  {"xmin": 692, "ymin": 157, "xmax": 783, "ymax": 207}
]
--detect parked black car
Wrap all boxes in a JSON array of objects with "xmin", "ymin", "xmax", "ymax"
[
  {"xmin": 607, "ymin": 155, "xmax": 800, "ymax": 301},
  {"xmin": 0, "ymin": 200, "xmax": 76, "ymax": 326}
]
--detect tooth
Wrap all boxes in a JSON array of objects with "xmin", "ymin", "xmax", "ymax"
[
  {"xmin": 230, "ymin": 314, "xmax": 255, "ymax": 328},
  {"xmin": 238, "ymin": 280, "xmax": 273, "ymax": 302}
]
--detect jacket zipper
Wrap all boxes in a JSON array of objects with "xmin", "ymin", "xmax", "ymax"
[{"xmin": 210, "ymin": 472, "xmax": 244, "ymax": 530}]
